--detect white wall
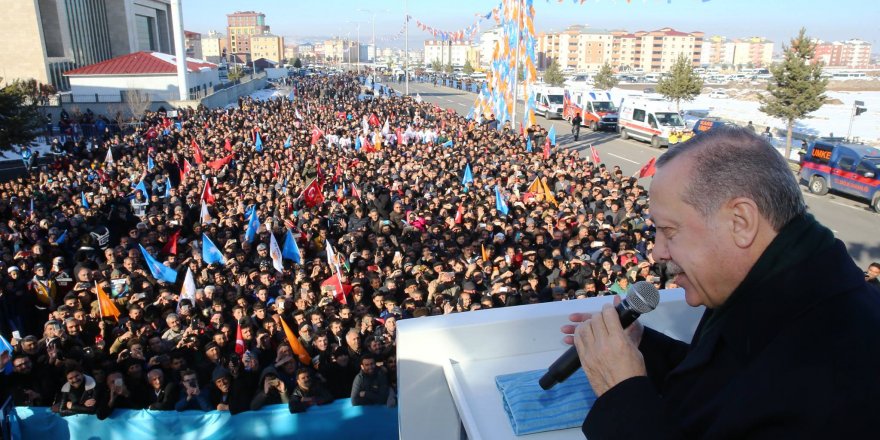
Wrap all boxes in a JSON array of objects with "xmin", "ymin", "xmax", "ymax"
[{"xmin": 68, "ymin": 68, "xmax": 219, "ymax": 100}]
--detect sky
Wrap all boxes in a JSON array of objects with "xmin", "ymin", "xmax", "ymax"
[{"xmin": 181, "ymin": 0, "xmax": 880, "ymax": 51}]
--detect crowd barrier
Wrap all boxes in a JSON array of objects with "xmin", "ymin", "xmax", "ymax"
[{"xmin": 9, "ymin": 400, "xmax": 398, "ymax": 440}]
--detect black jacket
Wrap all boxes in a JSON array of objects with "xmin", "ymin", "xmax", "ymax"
[{"xmin": 583, "ymin": 238, "xmax": 880, "ymax": 439}]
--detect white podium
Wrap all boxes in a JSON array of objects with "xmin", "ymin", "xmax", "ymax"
[{"xmin": 397, "ymin": 289, "xmax": 704, "ymax": 439}]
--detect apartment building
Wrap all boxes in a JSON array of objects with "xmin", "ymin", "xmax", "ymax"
[
  {"xmin": 201, "ymin": 30, "xmax": 227, "ymax": 63},
  {"xmin": 814, "ymin": 39, "xmax": 873, "ymax": 69},
  {"xmin": 423, "ymin": 40, "xmax": 470, "ymax": 67},
  {"xmin": 702, "ymin": 36, "xmax": 773, "ymax": 67},
  {"xmin": 251, "ymin": 33, "xmax": 284, "ymax": 64},
  {"xmin": 226, "ymin": 11, "xmax": 270, "ymax": 63},
  {"xmin": 0, "ymin": 0, "xmax": 175, "ymax": 90}
]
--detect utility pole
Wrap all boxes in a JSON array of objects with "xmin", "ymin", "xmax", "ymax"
[
  {"xmin": 511, "ymin": 0, "xmax": 523, "ymax": 128},
  {"xmin": 404, "ymin": 0, "xmax": 409, "ymax": 95}
]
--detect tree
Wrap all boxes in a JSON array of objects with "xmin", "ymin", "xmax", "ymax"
[
  {"xmin": 463, "ymin": 59, "xmax": 475, "ymax": 75},
  {"xmin": 593, "ymin": 63, "xmax": 618, "ymax": 90},
  {"xmin": 0, "ymin": 80, "xmax": 43, "ymax": 152},
  {"xmin": 443, "ymin": 63, "xmax": 453, "ymax": 74},
  {"xmin": 293, "ymin": 58, "xmax": 302, "ymax": 68},
  {"xmin": 759, "ymin": 28, "xmax": 827, "ymax": 160},
  {"xmin": 125, "ymin": 89, "xmax": 151, "ymax": 121},
  {"xmin": 656, "ymin": 54, "xmax": 703, "ymax": 112},
  {"xmin": 543, "ymin": 59, "xmax": 564, "ymax": 87},
  {"xmin": 228, "ymin": 65, "xmax": 245, "ymax": 82},
  {"xmin": 431, "ymin": 59, "xmax": 443, "ymax": 73}
]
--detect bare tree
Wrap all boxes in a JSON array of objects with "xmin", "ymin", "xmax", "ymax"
[{"xmin": 125, "ymin": 89, "xmax": 151, "ymax": 121}]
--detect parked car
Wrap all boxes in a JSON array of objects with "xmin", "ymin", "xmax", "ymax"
[{"xmin": 707, "ymin": 89, "xmax": 729, "ymax": 99}]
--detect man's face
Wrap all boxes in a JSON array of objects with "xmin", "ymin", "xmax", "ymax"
[
  {"xmin": 66, "ymin": 371, "xmax": 84, "ymax": 388},
  {"xmin": 214, "ymin": 376, "xmax": 230, "ymax": 393},
  {"xmin": 868, "ymin": 266, "xmax": 880, "ymax": 280},
  {"xmin": 13, "ymin": 357, "xmax": 32, "ymax": 374},
  {"xmin": 361, "ymin": 358, "xmax": 376, "ymax": 375},
  {"xmin": 650, "ymin": 158, "xmax": 738, "ymax": 308},
  {"xmin": 296, "ymin": 372, "xmax": 311, "ymax": 390}
]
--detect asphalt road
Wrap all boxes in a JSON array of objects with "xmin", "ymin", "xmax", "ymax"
[{"xmin": 397, "ymin": 80, "xmax": 880, "ymax": 270}]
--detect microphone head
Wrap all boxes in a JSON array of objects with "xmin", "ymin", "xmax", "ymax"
[{"xmin": 625, "ymin": 281, "xmax": 660, "ymax": 314}]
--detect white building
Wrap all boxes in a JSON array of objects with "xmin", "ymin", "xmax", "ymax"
[
  {"xmin": 424, "ymin": 40, "xmax": 469, "ymax": 67},
  {"xmin": 479, "ymin": 28, "xmax": 503, "ymax": 69},
  {"xmin": 65, "ymin": 51, "xmax": 218, "ymax": 101}
]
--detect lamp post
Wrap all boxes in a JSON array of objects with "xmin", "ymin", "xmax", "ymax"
[
  {"xmin": 404, "ymin": 0, "xmax": 409, "ymax": 95},
  {"xmin": 358, "ymin": 9, "xmax": 389, "ymax": 66}
]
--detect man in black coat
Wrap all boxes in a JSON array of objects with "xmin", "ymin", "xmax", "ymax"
[{"xmin": 564, "ymin": 127, "xmax": 880, "ymax": 439}]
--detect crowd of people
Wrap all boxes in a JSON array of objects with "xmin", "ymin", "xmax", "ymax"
[{"xmin": 0, "ymin": 70, "xmax": 682, "ymax": 420}]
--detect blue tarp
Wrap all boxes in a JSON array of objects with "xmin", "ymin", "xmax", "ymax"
[{"xmin": 10, "ymin": 400, "xmax": 398, "ymax": 440}]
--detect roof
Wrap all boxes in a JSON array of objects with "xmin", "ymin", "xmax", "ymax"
[{"xmin": 64, "ymin": 51, "xmax": 216, "ymax": 76}]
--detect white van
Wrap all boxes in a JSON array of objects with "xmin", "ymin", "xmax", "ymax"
[
  {"xmin": 533, "ymin": 85, "xmax": 565, "ymax": 119},
  {"xmin": 618, "ymin": 97, "xmax": 689, "ymax": 148}
]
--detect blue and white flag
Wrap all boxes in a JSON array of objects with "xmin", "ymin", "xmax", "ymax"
[
  {"xmin": 138, "ymin": 244, "xmax": 178, "ymax": 283},
  {"xmin": 201, "ymin": 234, "xmax": 227, "ymax": 265},
  {"xmin": 282, "ymin": 229, "xmax": 302, "ymax": 264},
  {"xmin": 495, "ymin": 185, "xmax": 510, "ymax": 216},
  {"xmin": 255, "ymin": 132, "xmax": 263, "ymax": 152},
  {"xmin": 245, "ymin": 210, "xmax": 260, "ymax": 243},
  {"xmin": 81, "ymin": 192, "xmax": 90, "ymax": 209}
]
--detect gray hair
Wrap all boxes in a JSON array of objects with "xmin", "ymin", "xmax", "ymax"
[{"xmin": 655, "ymin": 126, "xmax": 805, "ymax": 230}]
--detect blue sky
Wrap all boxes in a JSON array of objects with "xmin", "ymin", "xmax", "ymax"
[{"xmin": 181, "ymin": 0, "xmax": 879, "ymax": 49}]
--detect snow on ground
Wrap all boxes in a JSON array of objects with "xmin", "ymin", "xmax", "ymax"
[
  {"xmin": 249, "ymin": 88, "xmax": 287, "ymax": 102},
  {"xmin": 0, "ymin": 140, "xmax": 53, "ymax": 162},
  {"xmin": 610, "ymin": 88, "xmax": 880, "ymax": 146}
]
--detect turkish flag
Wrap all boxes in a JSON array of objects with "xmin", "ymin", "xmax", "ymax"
[
  {"xmin": 333, "ymin": 161, "xmax": 343, "ymax": 183},
  {"xmin": 368, "ymin": 113, "xmax": 380, "ymax": 127},
  {"xmin": 224, "ymin": 138, "xmax": 233, "ymax": 152},
  {"xmin": 638, "ymin": 157, "xmax": 657, "ymax": 178},
  {"xmin": 201, "ymin": 179, "xmax": 215, "ymax": 205},
  {"xmin": 145, "ymin": 128, "xmax": 158, "ymax": 139},
  {"xmin": 321, "ymin": 274, "xmax": 351, "ymax": 305},
  {"xmin": 591, "ymin": 145, "xmax": 601, "ymax": 165},
  {"xmin": 315, "ymin": 156, "xmax": 325, "ymax": 182},
  {"xmin": 273, "ymin": 161, "xmax": 280, "ymax": 179},
  {"xmin": 234, "ymin": 324, "xmax": 246, "ymax": 356},
  {"xmin": 302, "ymin": 179, "xmax": 324, "ymax": 208},
  {"xmin": 310, "ymin": 126, "xmax": 324, "ymax": 145},
  {"xmin": 543, "ymin": 138, "xmax": 551, "ymax": 160},
  {"xmin": 396, "ymin": 128, "xmax": 405, "ymax": 145},
  {"xmin": 191, "ymin": 139, "xmax": 203, "ymax": 164},
  {"xmin": 350, "ymin": 182, "xmax": 361, "ymax": 200},
  {"xmin": 161, "ymin": 230, "xmax": 180, "ymax": 255},
  {"xmin": 454, "ymin": 205, "xmax": 464, "ymax": 224},
  {"xmin": 207, "ymin": 153, "xmax": 234, "ymax": 170}
]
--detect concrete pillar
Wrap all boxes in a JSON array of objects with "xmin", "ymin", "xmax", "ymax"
[{"xmin": 170, "ymin": 0, "xmax": 188, "ymax": 101}]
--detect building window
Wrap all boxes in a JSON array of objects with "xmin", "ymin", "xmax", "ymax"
[{"xmin": 135, "ymin": 15, "xmax": 156, "ymax": 51}]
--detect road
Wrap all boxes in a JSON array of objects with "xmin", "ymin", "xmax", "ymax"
[{"xmin": 395, "ymin": 80, "xmax": 880, "ymax": 270}]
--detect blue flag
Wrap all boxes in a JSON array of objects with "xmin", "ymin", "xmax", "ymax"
[
  {"xmin": 548, "ymin": 125, "xmax": 557, "ymax": 146},
  {"xmin": 495, "ymin": 185, "xmax": 510, "ymax": 216},
  {"xmin": 201, "ymin": 234, "xmax": 226, "ymax": 265},
  {"xmin": 354, "ymin": 136, "xmax": 361, "ymax": 151},
  {"xmin": 135, "ymin": 180, "xmax": 149, "ymax": 199},
  {"xmin": 284, "ymin": 134, "xmax": 292, "ymax": 149},
  {"xmin": 30, "ymin": 197, "xmax": 34, "ymax": 215},
  {"xmin": 526, "ymin": 137, "xmax": 533, "ymax": 153},
  {"xmin": 0, "ymin": 334, "xmax": 13, "ymax": 374},
  {"xmin": 245, "ymin": 210, "xmax": 260, "ymax": 243},
  {"xmin": 81, "ymin": 192, "xmax": 90, "ymax": 209},
  {"xmin": 164, "ymin": 179, "xmax": 172, "ymax": 198},
  {"xmin": 147, "ymin": 156, "xmax": 155, "ymax": 171},
  {"xmin": 462, "ymin": 163, "xmax": 474, "ymax": 187},
  {"xmin": 442, "ymin": 140, "xmax": 453, "ymax": 148},
  {"xmin": 56, "ymin": 230, "xmax": 68, "ymax": 245},
  {"xmin": 466, "ymin": 108, "xmax": 474, "ymax": 120},
  {"xmin": 244, "ymin": 204, "xmax": 256, "ymax": 221},
  {"xmin": 255, "ymin": 132, "xmax": 263, "ymax": 152},
  {"xmin": 138, "ymin": 244, "xmax": 178, "ymax": 283},
  {"xmin": 282, "ymin": 229, "xmax": 302, "ymax": 264}
]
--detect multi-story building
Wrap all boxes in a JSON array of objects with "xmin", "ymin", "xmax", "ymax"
[
  {"xmin": 184, "ymin": 31, "xmax": 202, "ymax": 60},
  {"xmin": 283, "ymin": 45, "xmax": 298, "ymax": 63},
  {"xmin": 298, "ymin": 43, "xmax": 316, "ymax": 61},
  {"xmin": 201, "ymin": 31, "xmax": 227, "ymax": 64},
  {"xmin": 226, "ymin": 11, "xmax": 269, "ymax": 63},
  {"xmin": 250, "ymin": 33, "xmax": 283, "ymax": 63},
  {"xmin": 0, "ymin": 0, "xmax": 176, "ymax": 90},
  {"xmin": 423, "ymin": 40, "xmax": 470, "ymax": 68},
  {"xmin": 323, "ymin": 38, "xmax": 359, "ymax": 64},
  {"xmin": 479, "ymin": 28, "xmax": 503, "ymax": 69},
  {"xmin": 701, "ymin": 36, "xmax": 773, "ymax": 68},
  {"xmin": 814, "ymin": 39, "xmax": 873, "ymax": 69},
  {"xmin": 537, "ymin": 26, "xmax": 614, "ymax": 72}
]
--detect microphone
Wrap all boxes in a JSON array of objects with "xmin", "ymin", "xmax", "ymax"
[{"xmin": 538, "ymin": 281, "xmax": 660, "ymax": 390}]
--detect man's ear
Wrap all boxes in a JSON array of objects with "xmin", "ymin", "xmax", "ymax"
[{"xmin": 727, "ymin": 197, "xmax": 760, "ymax": 249}]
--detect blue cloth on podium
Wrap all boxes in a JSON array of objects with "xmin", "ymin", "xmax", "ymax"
[{"xmin": 495, "ymin": 369, "xmax": 597, "ymax": 436}]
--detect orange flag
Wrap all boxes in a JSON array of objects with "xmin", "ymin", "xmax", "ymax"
[
  {"xmin": 481, "ymin": 244, "xmax": 489, "ymax": 262},
  {"xmin": 280, "ymin": 317, "xmax": 312, "ymax": 365},
  {"xmin": 96, "ymin": 283, "xmax": 120, "ymax": 320}
]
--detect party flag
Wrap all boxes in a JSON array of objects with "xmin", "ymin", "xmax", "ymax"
[
  {"xmin": 0, "ymin": 335, "xmax": 12, "ymax": 374},
  {"xmin": 200, "ymin": 200, "xmax": 212, "ymax": 224},
  {"xmin": 495, "ymin": 185, "xmax": 509, "ymax": 216},
  {"xmin": 164, "ymin": 179, "xmax": 172, "ymax": 198},
  {"xmin": 135, "ymin": 180, "xmax": 149, "ymax": 199},
  {"xmin": 284, "ymin": 134, "xmax": 292, "ymax": 149},
  {"xmin": 442, "ymin": 140, "xmax": 453, "ymax": 148},
  {"xmin": 234, "ymin": 324, "xmax": 246, "ymax": 356},
  {"xmin": 269, "ymin": 232, "xmax": 284, "ymax": 272},
  {"xmin": 481, "ymin": 243, "xmax": 489, "ymax": 262},
  {"xmin": 104, "ymin": 148, "xmax": 114, "ymax": 165},
  {"xmin": 548, "ymin": 126, "xmax": 556, "ymax": 146},
  {"xmin": 541, "ymin": 179, "xmax": 559, "ymax": 207},
  {"xmin": 526, "ymin": 137, "xmax": 533, "ymax": 152},
  {"xmin": 178, "ymin": 268, "xmax": 196, "ymax": 313},
  {"xmin": 245, "ymin": 210, "xmax": 260, "ymax": 244},
  {"xmin": 282, "ymin": 229, "xmax": 302, "ymax": 264},
  {"xmin": 138, "ymin": 244, "xmax": 178, "ymax": 283},
  {"xmin": 55, "ymin": 230, "xmax": 68, "ymax": 245},
  {"xmin": 80, "ymin": 192, "xmax": 90, "ymax": 209},
  {"xmin": 461, "ymin": 163, "xmax": 474, "ymax": 190},
  {"xmin": 255, "ymin": 132, "xmax": 263, "ymax": 152},
  {"xmin": 201, "ymin": 233, "xmax": 226, "ymax": 265},
  {"xmin": 96, "ymin": 282, "xmax": 120, "ymax": 321},
  {"xmin": 280, "ymin": 317, "xmax": 312, "ymax": 365},
  {"xmin": 147, "ymin": 156, "xmax": 155, "ymax": 171}
]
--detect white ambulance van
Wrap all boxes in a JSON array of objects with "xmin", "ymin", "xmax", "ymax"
[
  {"xmin": 533, "ymin": 85, "xmax": 566, "ymax": 119},
  {"xmin": 617, "ymin": 97, "xmax": 689, "ymax": 148}
]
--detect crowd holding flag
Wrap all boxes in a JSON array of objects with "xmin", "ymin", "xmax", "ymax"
[
  {"xmin": 80, "ymin": 192, "xmax": 90, "ymax": 209},
  {"xmin": 590, "ymin": 145, "xmax": 601, "ymax": 165},
  {"xmin": 245, "ymin": 210, "xmax": 260, "ymax": 244},
  {"xmin": 495, "ymin": 185, "xmax": 510, "ymax": 216},
  {"xmin": 138, "ymin": 244, "xmax": 178, "ymax": 283},
  {"xmin": 96, "ymin": 283, "xmax": 120, "ymax": 321},
  {"xmin": 201, "ymin": 234, "xmax": 226, "ymax": 265},
  {"xmin": 269, "ymin": 232, "xmax": 284, "ymax": 273},
  {"xmin": 282, "ymin": 229, "xmax": 302, "ymax": 264},
  {"xmin": 637, "ymin": 157, "xmax": 657, "ymax": 179},
  {"xmin": 161, "ymin": 230, "xmax": 180, "ymax": 255},
  {"xmin": 201, "ymin": 179, "xmax": 215, "ymax": 204},
  {"xmin": 178, "ymin": 268, "xmax": 196, "ymax": 313},
  {"xmin": 280, "ymin": 318, "xmax": 312, "ymax": 365},
  {"xmin": 461, "ymin": 163, "xmax": 474, "ymax": 191},
  {"xmin": 191, "ymin": 139, "xmax": 204, "ymax": 164}
]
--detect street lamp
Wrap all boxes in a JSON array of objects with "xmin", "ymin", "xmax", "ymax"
[{"xmin": 358, "ymin": 8, "xmax": 389, "ymax": 65}]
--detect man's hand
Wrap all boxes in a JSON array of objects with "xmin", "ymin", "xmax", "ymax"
[
  {"xmin": 561, "ymin": 296, "xmax": 644, "ymax": 347},
  {"xmin": 217, "ymin": 403, "xmax": 229, "ymax": 411},
  {"xmin": 571, "ymin": 303, "xmax": 647, "ymax": 397}
]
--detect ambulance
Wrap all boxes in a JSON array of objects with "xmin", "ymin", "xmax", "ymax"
[
  {"xmin": 533, "ymin": 85, "xmax": 566, "ymax": 119},
  {"xmin": 562, "ymin": 88, "xmax": 619, "ymax": 132},
  {"xmin": 617, "ymin": 97, "xmax": 690, "ymax": 148}
]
